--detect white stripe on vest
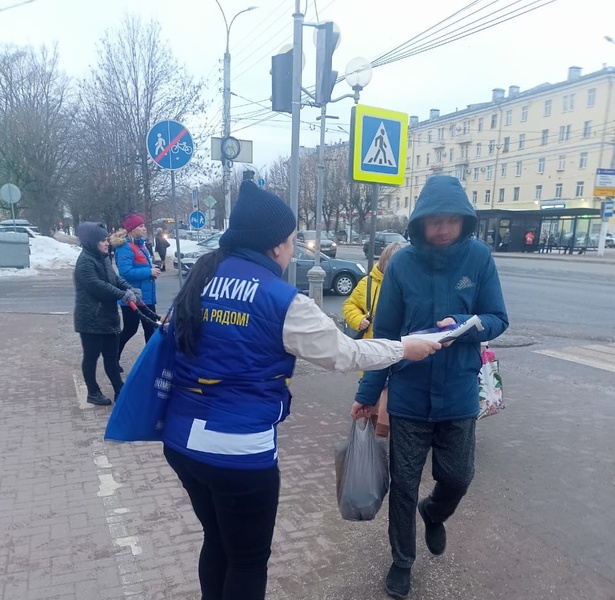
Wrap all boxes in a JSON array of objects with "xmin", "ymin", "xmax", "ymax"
[{"xmin": 186, "ymin": 419, "xmax": 275, "ymax": 456}]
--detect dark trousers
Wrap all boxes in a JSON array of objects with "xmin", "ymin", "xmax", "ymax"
[
  {"xmin": 388, "ymin": 417, "xmax": 476, "ymax": 569},
  {"xmin": 164, "ymin": 446, "xmax": 280, "ymax": 600},
  {"xmin": 79, "ymin": 332, "xmax": 123, "ymax": 396},
  {"xmin": 118, "ymin": 304, "xmax": 156, "ymax": 360}
]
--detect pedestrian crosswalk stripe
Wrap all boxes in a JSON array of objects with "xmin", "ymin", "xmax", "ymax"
[{"xmin": 534, "ymin": 344, "xmax": 615, "ymax": 373}]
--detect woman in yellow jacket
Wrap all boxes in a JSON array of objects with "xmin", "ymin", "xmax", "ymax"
[{"xmin": 343, "ymin": 241, "xmax": 405, "ymax": 436}]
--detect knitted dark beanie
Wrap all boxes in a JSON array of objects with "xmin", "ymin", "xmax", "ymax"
[{"xmin": 219, "ymin": 181, "xmax": 296, "ymax": 251}]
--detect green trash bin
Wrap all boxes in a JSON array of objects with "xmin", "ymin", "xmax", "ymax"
[{"xmin": 0, "ymin": 231, "xmax": 30, "ymax": 268}]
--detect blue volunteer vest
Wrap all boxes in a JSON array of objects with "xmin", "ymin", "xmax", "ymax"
[{"xmin": 163, "ymin": 252, "xmax": 298, "ymax": 469}]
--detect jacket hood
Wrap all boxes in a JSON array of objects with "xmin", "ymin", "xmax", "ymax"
[
  {"xmin": 109, "ymin": 229, "xmax": 129, "ymax": 248},
  {"xmin": 407, "ymin": 175, "xmax": 477, "ymax": 244},
  {"xmin": 368, "ymin": 263, "xmax": 384, "ymax": 282},
  {"xmin": 77, "ymin": 222, "xmax": 109, "ymax": 254}
]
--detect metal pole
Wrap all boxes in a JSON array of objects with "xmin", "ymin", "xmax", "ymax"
[
  {"xmin": 223, "ymin": 39, "xmax": 231, "ymax": 231},
  {"xmin": 367, "ymin": 183, "xmax": 379, "ymax": 274},
  {"xmin": 171, "ymin": 171, "xmax": 183, "ymax": 287},
  {"xmin": 307, "ymin": 105, "xmax": 327, "ymax": 307},
  {"xmin": 288, "ymin": 0, "xmax": 303, "ymax": 287}
]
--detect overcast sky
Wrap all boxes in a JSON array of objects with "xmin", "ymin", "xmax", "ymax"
[{"xmin": 3, "ymin": 0, "xmax": 615, "ymax": 178}]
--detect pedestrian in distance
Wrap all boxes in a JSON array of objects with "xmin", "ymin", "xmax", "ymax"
[
  {"xmin": 110, "ymin": 213, "xmax": 160, "ymax": 371},
  {"xmin": 539, "ymin": 231, "xmax": 548, "ymax": 253},
  {"xmin": 154, "ymin": 227, "xmax": 171, "ymax": 271},
  {"xmin": 524, "ymin": 229, "xmax": 535, "ymax": 252},
  {"xmin": 342, "ymin": 240, "xmax": 406, "ymax": 437},
  {"xmin": 547, "ymin": 233, "xmax": 556, "ymax": 253},
  {"xmin": 73, "ymin": 222, "xmax": 140, "ymax": 405},
  {"xmin": 499, "ymin": 230, "xmax": 511, "ymax": 252},
  {"xmin": 352, "ymin": 175, "xmax": 509, "ymax": 600},
  {"xmin": 162, "ymin": 181, "xmax": 442, "ymax": 600}
]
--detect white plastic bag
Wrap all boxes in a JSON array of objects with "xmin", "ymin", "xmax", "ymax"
[
  {"xmin": 478, "ymin": 347, "xmax": 504, "ymax": 419},
  {"xmin": 334, "ymin": 419, "xmax": 389, "ymax": 521}
]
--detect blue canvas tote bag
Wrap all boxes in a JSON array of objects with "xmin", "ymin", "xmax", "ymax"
[{"xmin": 105, "ymin": 312, "xmax": 175, "ymax": 442}]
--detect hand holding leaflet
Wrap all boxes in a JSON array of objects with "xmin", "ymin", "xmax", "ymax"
[{"xmin": 402, "ymin": 315, "xmax": 484, "ymax": 344}]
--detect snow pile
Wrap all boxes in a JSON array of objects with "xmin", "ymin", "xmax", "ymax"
[{"xmin": 0, "ymin": 234, "xmax": 81, "ymax": 277}]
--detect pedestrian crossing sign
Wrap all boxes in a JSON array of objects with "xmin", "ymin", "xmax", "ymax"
[{"xmin": 350, "ymin": 104, "xmax": 408, "ymax": 185}]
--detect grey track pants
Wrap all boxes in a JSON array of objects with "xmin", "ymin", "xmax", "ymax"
[{"xmin": 388, "ymin": 416, "xmax": 476, "ymax": 568}]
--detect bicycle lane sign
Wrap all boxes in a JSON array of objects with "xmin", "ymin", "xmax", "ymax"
[{"xmin": 146, "ymin": 120, "xmax": 194, "ymax": 170}]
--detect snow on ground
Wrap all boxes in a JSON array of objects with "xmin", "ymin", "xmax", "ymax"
[{"xmin": 0, "ymin": 234, "xmax": 81, "ymax": 277}]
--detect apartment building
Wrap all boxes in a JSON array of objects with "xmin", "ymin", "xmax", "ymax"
[{"xmin": 393, "ymin": 65, "xmax": 615, "ymax": 217}]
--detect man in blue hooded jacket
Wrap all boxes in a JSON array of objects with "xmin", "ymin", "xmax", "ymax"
[{"xmin": 352, "ymin": 175, "xmax": 508, "ymax": 599}]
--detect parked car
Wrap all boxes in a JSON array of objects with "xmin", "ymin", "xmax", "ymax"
[
  {"xmin": 0, "ymin": 219, "xmax": 40, "ymax": 234},
  {"xmin": 605, "ymin": 232, "xmax": 614, "ymax": 248},
  {"xmin": 296, "ymin": 230, "xmax": 337, "ymax": 257},
  {"xmin": 0, "ymin": 224, "xmax": 40, "ymax": 238},
  {"xmin": 173, "ymin": 232, "xmax": 223, "ymax": 271},
  {"xmin": 291, "ymin": 243, "xmax": 365, "ymax": 295},
  {"xmin": 363, "ymin": 231, "xmax": 408, "ymax": 258},
  {"xmin": 335, "ymin": 229, "xmax": 363, "ymax": 244}
]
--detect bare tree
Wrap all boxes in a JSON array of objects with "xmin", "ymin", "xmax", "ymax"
[{"xmin": 0, "ymin": 45, "xmax": 76, "ymax": 233}]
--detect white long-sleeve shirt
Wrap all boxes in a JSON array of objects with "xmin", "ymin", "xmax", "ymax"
[{"xmin": 283, "ymin": 293, "xmax": 404, "ymax": 373}]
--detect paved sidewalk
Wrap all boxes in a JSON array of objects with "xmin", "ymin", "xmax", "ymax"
[{"xmin": 1, "ymin": 312, "xmax": 614, "ymax": 600}]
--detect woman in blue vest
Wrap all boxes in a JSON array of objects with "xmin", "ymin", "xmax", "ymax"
[{"xmin": 162, "ymin": 181, "xmax": 441, "ymax": 600}]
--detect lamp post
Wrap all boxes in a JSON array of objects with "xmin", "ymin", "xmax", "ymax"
[{"xmin": 214, "ymin": 1, "xmax": 257, "ymax": 229}]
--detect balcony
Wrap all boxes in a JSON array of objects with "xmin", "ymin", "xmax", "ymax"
[
  {"xmin": 432, "ymin": 139, "xmax": 445, "ymax": 150},
  {"xmin": 457, "ymin": 133, "xmax": 472, "ymax": 145},
  {"xmin": 429, "ymin": 162, "xmax": 444, "ymax": 172}
]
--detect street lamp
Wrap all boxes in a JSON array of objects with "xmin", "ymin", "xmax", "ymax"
[{"xmin": 214, "ymin": 1, "xmax": 258, "ymax": 229}]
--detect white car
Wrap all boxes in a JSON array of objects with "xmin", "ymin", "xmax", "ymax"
[
  {"xmin": 0, "ymin": 225, "xmax": 40, "ymax": 238},
  {"xmin": 173, "ymin": 232, "xmax": 223, "ymax": 270}
]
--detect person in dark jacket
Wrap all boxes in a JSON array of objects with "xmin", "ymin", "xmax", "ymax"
[
  {"xmin": 73, "ymin": 222, "xmax": 139, "ymax": 406},
  {"xmin": 154, "ymin": 227, "xmax": 170, "ymax": 271},
  {"xmin": 352, "ymin": 175, "xmax": 509, "ymax": 599},
  {"xmin": 110, "ymin": 213, "xmax": 160, "ymax": 369}
]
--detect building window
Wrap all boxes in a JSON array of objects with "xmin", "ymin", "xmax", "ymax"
[
  {"xmin": 478, "ymin": 117, "xmax": 484, "ymax": 132},
  {"xmin": 583, "ymin": 120, "xmax": 592, "ymax": 137},
  {"xmin": 427, "ymin": 131, "xmax": 433, "ymax": 142},
  {"xmin": 488, "ymin": 140, "xmax": 495, "ymax": 154},
  {"xmin": 471, "ymin": 191, "xmax": 477, "ymax": 204},
  {"xmin": 476, "ymin": 143, "xmax": 482, "ymax": 157},
  {"xmin": 587, "ymin": 88, "xmax": 596, "ymax": 107},
  {"xmin": 437, "ymin": 127, "xmax": 444, "ymax": 140},
  {"xmin": 558, "ymin": 124, "xmax": 571, "ymax": 141},
  {"xmin": 535, "ymin": 185, "xmax": 542, "ymax": 199},
  {"xmin": 417, "ymin": 133, "xmax": 422, "ymax": 145},
  {"xmin": 426, "ymin": 153, "xmax": 431, "ymax": 166},
  {"xmin": 415, "ymin": 175, "xmax": 419, "ymax": 186},
  {"xmin": 519, "ymin": 134, "xmax": 526, "ymax": 150},
  {"xmin": 449, "ymin": 147, "xmax": 454, "ymax": 162},
  {"xmin": 557, "ymin": 155, "xmax": 565, "ymax": 171},
  {"xmin": 490, "ymin": 113, "xmax": 498, "ymax": 129},
  {"xmin": 436, "ymin": 150, "xmax": 443, "ymax": 162},
  {"xmin": 541, "ymin": 129, "xmax": 549, "ymax": 145},
  {"xmin": 498, "ymin": 188, "xmax": 505, "ymax": 203},
  {"xmin": 555, "ymin": 183, "xmax": 563, "ymax": 198},
  {"xmin": 579, "ymin": 152, "xmax": 588, "ymax": 169},
  {"xmin": 503, "ymin": 137, "xmax": 510, "ymax": 152},
  {"xmin": 501, "ymin": 163, "xmax": 507, "ymax": 178},
  {"xmin": 538, "ymin": 157, "xmax": 545, "ymax": 174},
  {"xmin": 486, "ymin": 165, "xmax": 493, "ymax": 179},
  {"xmin": 563, "ymin": 93, "xmax": 575, "ymax": 112},
  {"xmin": 473, "ymin": 167, "xmax": 479, "ymax": 181},
  {"xmin": 505, "ymin": 110, "xmax": 512, "ymax": 125},
  {"xmin": 575, "ymin": 181, "xmax": 584, "ymax": 197},
  {"xmin": 521, "ymin": 106, "xmax": 528, "ymax": 122},
  {"xmin": 516, "ymin": 161, "xmax": 523, "ymax": 176},
  {"xmin": 485, "ymin": 189, "xmax": 491, "ymax": 204},
  {"xmin": 544, "ymin": 99, "xmax": 552, "ymax": 116},
  {"xmin": 513, "ymin": 187, "xmax": 520, "ymax": 201},
  {"xmin": 404, "ymin": 196, "xmax": 409, "ymax": 208},
  {"xmin": 449, "ymin": 124, "xmax": 456, "ymax": 137},
  {"xmin": 416, "ymin": 155, "xmax": 421, "ymax": 167}
]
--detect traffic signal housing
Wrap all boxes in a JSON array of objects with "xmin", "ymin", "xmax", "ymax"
[
  {"xmin": 271, "ymin": 49, "xmax": 293, "ymax": 114},
  {"xmin": 315, "ymin": 22, "xmax": 339, "ymax": 107}
]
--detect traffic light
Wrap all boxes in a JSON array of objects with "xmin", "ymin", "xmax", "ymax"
[
  {"xmin": 271, "ymin": 49, "xmax": 293, "ymax": 113},
  {"xmin": 315, "ymin": 22, "xmax": 339, "ymax": 107}
]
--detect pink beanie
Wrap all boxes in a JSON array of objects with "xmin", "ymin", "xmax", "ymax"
[{"xmin": 123, "ymin": 213, "xmax": 145, "ymax": 233}]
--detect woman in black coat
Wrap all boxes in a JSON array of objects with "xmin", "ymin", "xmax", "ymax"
[{"xmin": 73, "ymin": 222, "xmax": 139, "ymax": 405}]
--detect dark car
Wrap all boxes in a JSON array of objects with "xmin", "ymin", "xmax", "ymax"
[
  {"xmin": 296, "ymin": 230, "xmax": 337, "ymax": 257},
  {"xmin": 363, "ymin": 231, "xmax": 407, "ymax": 258},
  {"xmin": 292, "ymin": 242, "xmax": 365, "ymax": 296}
]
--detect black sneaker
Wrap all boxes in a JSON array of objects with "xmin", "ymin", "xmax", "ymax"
[
  {"xmin": 418, "ymin": 498, "xmax": 446, "ymax": 555},
  {"xmin": 385, "ymin": 564, "xmax": 411, "ymax": 599},
  {"xmin": 87, "ymin": 391, "xmax": 112, "ymax": 406}
]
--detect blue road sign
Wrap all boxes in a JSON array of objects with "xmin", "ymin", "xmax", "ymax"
[
  {"xmin": 258, "ymin": 178, "xmax": 266, "ymax": 187},
  {"xmin": 189, "ymin": 210, "xmax": 206, "ymax": 229},
  {"xmin": 147, "ymin": 120, "xmax": 194, "ymax": 171},
  {"xmin": 603, "ymin": 200, "xmax": 614, "ymax": 218}
]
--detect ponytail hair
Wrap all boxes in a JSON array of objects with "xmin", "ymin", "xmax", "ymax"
[{"xmin": 173, "ymin": 248, "xmax": 229, "ymax": 357}]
